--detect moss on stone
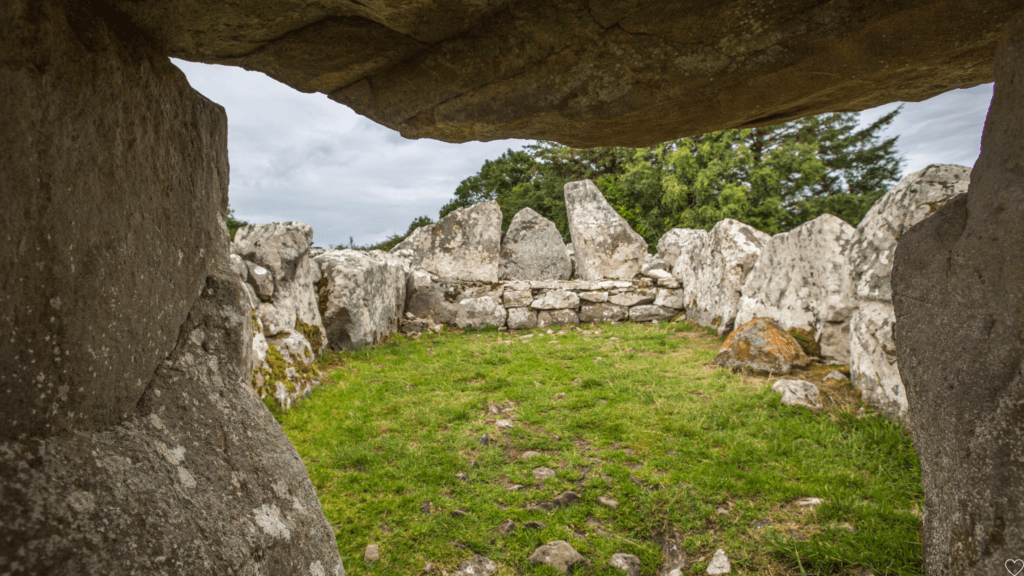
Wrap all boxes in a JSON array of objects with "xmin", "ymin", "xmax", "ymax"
[
  {"xmin": 296, "ymin": 320, "xmax": 324, "ymax": 354},
  {"xmin": 787, "ymin": 327, "xmax": 821, "ymax": 358},
  {"xmin": 316, "ymin": 275, "xmax": 330, "ymax": 318}
]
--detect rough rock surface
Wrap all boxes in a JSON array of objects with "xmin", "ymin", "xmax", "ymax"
[
  {"xmin": 629, "ymin": 305, "xmax": 676, "ymax": 322},
  {"xmin": 658, "ymin": 228, "xmax": 708, "ymax": 269},
  {"xmin": 507, "ymin": 307, "xmax": 538, "ymax": 330},
  {"xmin": 673, "ymin": 219, "xmax": 770, "ymax": 335},
  {"xmin": 706, "ymin": 549, "xmax": 732, "ymax": 576},
  {"xmin": 712, "ymin": 318, "xmax": 810, "ymax": 374},
  {"xmin": 455, "ymin": 296, "xmax": 508, "ymax": 329},
  {"xmin": 499, "ymin": 208, "xmax": 572, "ymax": 281},
  {"xmin": 845, "ymin": 165, "xmax": 970, "ymax": 418},
  {"xmin": 892, "ymin": 19, "xmax": 1024, "ymax": 574},
  {"xmin": 112, "ymin": 0, "xmax": 1022, "ymax": 147},
  {"xmin": 405, "ymin": 271, "xmax": 504, "ymax": 325},
  {"xmin": 236, "ymin": 222, "xmax": 327, "ymax": 354},
  {"xmin": 579, "ymin": 303, "xmax": 628, "ymax": 323},
  {"xmin": 532, "ymin": 290, "xmax": 580, "ymax": 310},
  {"xmin": 455, "ymin": 555, "xmax": 499, "ymax": 576},
  {"xmin": 771, "ymin": 380, "xmax": 822, "ymax": 410},
  {"xmin": 609, "ymin": 553, "xmax": 642, "ymax": 576},
  {"xmin": 392, "ymin": 201, "xmax": 502, "ymax": 281},
  {"xmin": 565, "ymin": 180, "xmax": 647, "ymax": 280},
  {"xmin": 537, "ymin": 309, "xmax": 579, "ymax": 328},
  {"xmin": 529, "ymin": 540, "xmax": 590, "ymax": 574},
  {"xmin": 0, "ymin": 4, "xmax": 343, "ymax": 571},
  {"xmin": 736, "ymin": 214, "xmax": 855, "ymax": 362},
  {"xmin": 315, "ymin": 249, "xmax": 407, "ymax": 350}
]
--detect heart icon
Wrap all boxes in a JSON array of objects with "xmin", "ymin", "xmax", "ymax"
[{"xmin": 1007, "ymin": 559, "xmax": 1024, "ymax": 576}]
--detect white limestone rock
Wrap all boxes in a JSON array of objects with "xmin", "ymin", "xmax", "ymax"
[
  {"xmin": 455, "ymin": 296, "xmax": 508, "ymax": 329},
  {"xmin": 735, "ymin": 214, "xmax": 856, "ymax": 362},
  {"xmin": 771, "ymin": 380, "xmax": 822, "ymax": 410},
  {"xmin": 537, "ymin": 309, "xmax": 579, "ymax": 328},
  {"xmin": 564, "ymin": 179, "xmax": 648, "ymax": 280},
  {"xmin": 405, "ymin": 273, "xmax": 503, "ymax": 325},
  {"xmin": 315, "ymin": 249, "xmax": 407, "ymax": 350},
  {"xmin": 672, "ymin": 219, "xmax": 769, "ymax": 335},
  {"xmin": 499, "ymin": 207, "xmax": 572, "ymax": 280},
  {"xmin": 849, "ymin": 302, "xmax": 904, "ymax": 418},
  {"xmin": 245, "ymin": 261, "xmax": 274, "ymax": 300},
  {"xmin": 657, "ymin": 228, "xmax": 707, "ymax": 270},
  {"xmin": 845, "ymin": 165, "xmax": 970, "ymax": 418},
  {"xmin": 579, "ymin": 302, "xmax": 628, "ymax": 323},
  {"xmin": 608, "ymin": 289, "xmax": 656, "ymax": 307},
  {"xmin": 391, "ymin": 200, "xmax": 502, "ymax": 281},
  {"xmin": 654, "ymin": 288, "xmax": 684, "ymax": 309},
  {"xmin": 236, "ymin": 222, "xmax": 326, "ymax": 354},
  {"xmin": 628, "ymin": 305, "xmax": 677, "ymax": 322},
  {"xmin": 579, "ymin": 291, "xmax": 609, "ymax": 303},
  {"xmin": 706, "ymin": 549, "xmax": 731, "ymax": 575},
  {"xmin": 504, "ymin": 289, "xmax": 533, "ymax": 308},
  {"xmin": 532, "ymin": 290, "xmax": 580, "ymax": 310},
  {"xmin": 507, "ymin": 307, "xmax": 538, "ymax": 330},
  {"xmin": 529, "ymin": 540, "xmax": 590, "ymax": 574},
  {"xmin": 229, "ymin": 253, "xmax": 248, "ymax": 281}
]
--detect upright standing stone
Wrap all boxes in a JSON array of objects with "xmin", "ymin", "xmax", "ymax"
[
  {"xmin": 564, "ymin": 180, "xmax": 647, "ymax": 280},
  {"xmin": 235, "ymin": 222, "xmax": 327, "ymax": 353},
  {"xmin": 0, "ymin": 2, "xmax": 343, "ymax": 572},
  {"xmin": 846, "ymin": 164, "xmax": 970, "ymax": 418},
  {"xmin": 672, "ymin": 219, "xmax": 770, "ymax": 335},
  {"xmin": 499, "ymin": 207, "xmax": 572, "ymax": 280},
  {"xmin": 315, "ymin": 249, "xmax": 408, "ymax": 350},
  {"xmin": 657, "ymin": 228, "xmax": 708, "ymax": 269},
  {"xmin": 391, "ymin": 200, "xmax": 502, "ymax": 281},
  {"xmin": 735, "ymin": 214, "xmax": 856, "ymax": 362},
  {"xmin": 892, "ymin": 19, "xmax": 1024, "ymax": 574}
]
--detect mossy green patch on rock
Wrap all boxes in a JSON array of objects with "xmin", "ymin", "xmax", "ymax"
[
  {"xmin": 788, "ymin": 327, "xmax": 821, "ymax": 358},
  {"xmin": 296, "ymin": 320, "xmax": 324, "ymax": 354},
  {"xmin": 316, "ymin": 275, "xmax": 329, "ymax": 318}
]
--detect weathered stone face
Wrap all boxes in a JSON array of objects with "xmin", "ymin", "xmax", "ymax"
[
  {"xmin": 892, "ymin": 17, "xmax": 1024, "ymax": 574},
  {"xmin": 108, "ymin": 0, "xmax": 1021, "ymax": 147},
  {"xmin": 0, "ymin": 2, "xmax": 344, "ymax": 571},
  {"xmin": 315, "ymin": 249, "xmax": 408, "ymax": 350},
  {"xmin": 672, "ymin": 219, "xmax": 770, "ymax": 335},
  {"xmin": 499, "ymin": 207, "xmax": 572, "ymax": 281},
  {"xmin": 564, "ymin": 179, "xmax": 647, "ymax": 281},
  {"xmin": 712, "ymin": 317, "xmax": 810, "ymax": 374},
  {"xmin": 735, "ymin": 214, "xmax": 855, "ymax": 362},
  {"xmin": 392, "ymin": 200, "xmax": 502, "ymax": 282}
]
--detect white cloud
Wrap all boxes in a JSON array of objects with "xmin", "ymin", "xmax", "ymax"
[{"xmin": 174, "ymin": 59, "xmax": 993, "ymax": 247}]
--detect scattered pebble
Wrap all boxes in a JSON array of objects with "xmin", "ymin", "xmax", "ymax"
[
  {"xmin": 609, "ymin": 552, "xmax": 642, "ymax": 576},
  {"xmin": 594, "ymin": 357, "xmax": 604, "ymax": 362},
  {"xmin": 496, "ymin": 419, "xmax": 514, "ymax": 429},
  {"xmin": 787, "ymin": 529, "xmax": 808, "ymax": 541},
  {"xmin": 552, "ymin": 491, "xmax": 580, "ymax": 508},
  {"xmin": 364, "ymin": 544, "xmax": 380, "ymax": 564},
  {"xmin": 796, "ymin": 497, "xmax": 823, "ymax": 507},
  {"xmin": 598, "ymin": 495, "xmax": 619, "ymax": 509},
  {"xmin": 507, "ymin": 484, "xmax": 524, "ymax": 492},
  {"xmin": 824, "ymin": 370, "xmax": 848, "ymax": 381},
  {"xmin": 498, "ymin": 519, "xmax": 516, "ymax": 535},
  {"xmin": 455, "ymin": 471, "xmax": 468, "ymax": 482},
  {"xmin": 451, "ymin": 509, "xmax": 468, "ymax": 518},
  {"xmin": 555, "ymin": 393, "xmax": 566, "ymax": 400},
  {"xmin": 706, "ymin": 549, "xmax": 731, "ymax": 575},
  {"xmin": 478, "ymin": 433, "xmax": 491, "ymax": 446},
  {"xmin": 420, "ymin": 501, "xmax": 433, "ymax": 514},
  {"xmin": 489, "ymin": 404, "xmax": 502, "ymax": 414},
  {"xmin": 520, "ymin": 451, "xmax": 542, "ymax": 459},
  {"xmin": 546, "ymin": 329, "xmax": 554, "ymax": 335},
  {"xmin": 750, "ymin": 518, "xmax": 771, "ymax": 530},
  {"xmin": 533, "ymin": 467, "xmax": 556, "ymax": 481},
  {"xmin": 622, "ymin": 448, "xmax": 634, "ymax": 457},
  {"xmin": 523, "ymin": 521, "xmax": 547, "ymax": 530},
  {"xmin": 529, "ymin": 540, "xmax": 591, "ymax": 573},
  {"xmin": 454, "ymin": 555, "xmax": 498, "ymax": 576},
  {"xmin": 716, "ymin": 507, "xmax": 729, "ymax": 516}
]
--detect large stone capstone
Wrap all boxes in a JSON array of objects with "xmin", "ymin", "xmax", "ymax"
[
  {"xmin": 0, "ymin": 1, "xmax": 344, "ymax": 572},
  {"xmin": 671, "ymin": 219, "xmax": 770, "ymax": 335},
  {"xmin": 391, "ymin": 200, "xmax": 502, "ymax": 282},
  {"xmin": 564, "ymin": 179, "xmax": 647, "ymax": 281},
  {"xmin": 846, "ymin": 164, "xmax": 970, "ymax": 419},
  {"xmin": 892, "ymin": 17, "xmax": 1024, "ymax": 574},
  {"xmin": 499, "ymin": 207, "xmax": 572, "ymax": 281},
  {"xmin": 735, "ymin": 214, "xmax": 856, "ymax": 362},
  {"xmin": 107, "ymin": 0, "xmax": 1022, "ymax": 147}
]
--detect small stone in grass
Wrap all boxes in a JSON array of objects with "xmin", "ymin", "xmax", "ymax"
[
  {"xmin": 529, "ymin": 540, "xmax": 590, "ymax": 574},
  {"xmin": 364, "ymin": 544, "xmax": 380, "ymax": 564},
  {"xmin": 824, "ymin": 370, "xmax": 848, "ymax": 381},
  {"xmin": 706, "ymin": 549, "xmax": 731, "ymax": 575},
  {"xmin": 555, "ymin": 392, "xmax": 566, "ymax": 400},
  {"xmin": 796, "ymin": 497, "xmax": 823, "ymax": 507},
  {"xmin": 609, "ymin": 553, "xmax": 642, "ymax": 576},
  {"xmin": 454, "ymin": 555, "xmax": 498, "ymax": 576},
  {"xmin": 478, "ymin": 433, "xmax": 490, "ymax": 445},
  {"xmin": 552, "ymin": 491, "xmax": 580, "ymax": 507},
  {"xmin": 524, "ymin": 521, "xmax": 547, "ymax": 529},
  {"xmin": 489, "ymin": 404, "xmax": 502, "ymax": 414},
  {"xmin": 716, "ymin": 506, "xmax": 729, "ymax": 516},
  {"xmin": 451, "ymin": 509, "xmax": 468, "ymax": 518},
  {"xmin": 521, "ymin": 451, "xmax": 542, "ymax": 459},
  {"xmin": 598, "ymin": 495, "xmax": 619, "ymax": 509},
  {"xmin": 533, "ymin": 467, "xmax": 556, "ymax": 481},
  {"xmin": 750, "ymin": 518, "xmax": 771, "ymax": 530},
  {"xmin": 498, "ymin": 519, "xmax": 516, "ymax": 535},
  {"xmin": 507, "ymin": 484, "xmax": 524, "ymax": 492},
  {"xmin": 496, "ymin": 419, "xmax": 514, "ymax": 429}
]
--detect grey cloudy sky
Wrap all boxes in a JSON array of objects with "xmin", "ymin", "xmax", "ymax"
[{"xmin": 173, "ymin": 60, "xmax": 993, "ymax": 249}]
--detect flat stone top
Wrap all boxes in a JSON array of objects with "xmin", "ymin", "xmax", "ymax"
[{"xmin": 110, "ymin": 0, "xmax": 1020, "ymax": 147}]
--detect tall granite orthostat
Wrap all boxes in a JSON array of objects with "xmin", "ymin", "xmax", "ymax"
[
  {"xmin": 0, "ymin": 2, "xmax": 343, "ymax": 572},
  {"xmin": 564, "ymin": 179, "xmax": 647, "ymax": 281},
  {"xmin": 499, "ymin": 207, "xmax": 572, "ymax": 281},
  {"xmin": 392, "ymin": 200, "xmax": 502, "ymax": 282},
  {"xmin": 892, "ymin": 17, "xmax": 1024, "ymax": 575}
]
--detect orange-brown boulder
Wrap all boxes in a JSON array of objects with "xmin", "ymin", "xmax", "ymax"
[{"xmin": 713, "ymin": 318, "xmax": 810, "ymax": 374}]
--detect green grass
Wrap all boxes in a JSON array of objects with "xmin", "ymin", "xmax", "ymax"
[{"xmin": 272, "ymin": 321, "xmax": 923, "ymax": 575}]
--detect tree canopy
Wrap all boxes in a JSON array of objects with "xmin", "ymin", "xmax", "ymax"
[{"xmin": 430, "ymin": 109, "xmax": 903, "ymax": 246}]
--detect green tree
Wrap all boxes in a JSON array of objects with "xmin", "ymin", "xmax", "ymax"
[{"xmin": 226, "ymin": 207, "xmax": 248, "ymax": 240}]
